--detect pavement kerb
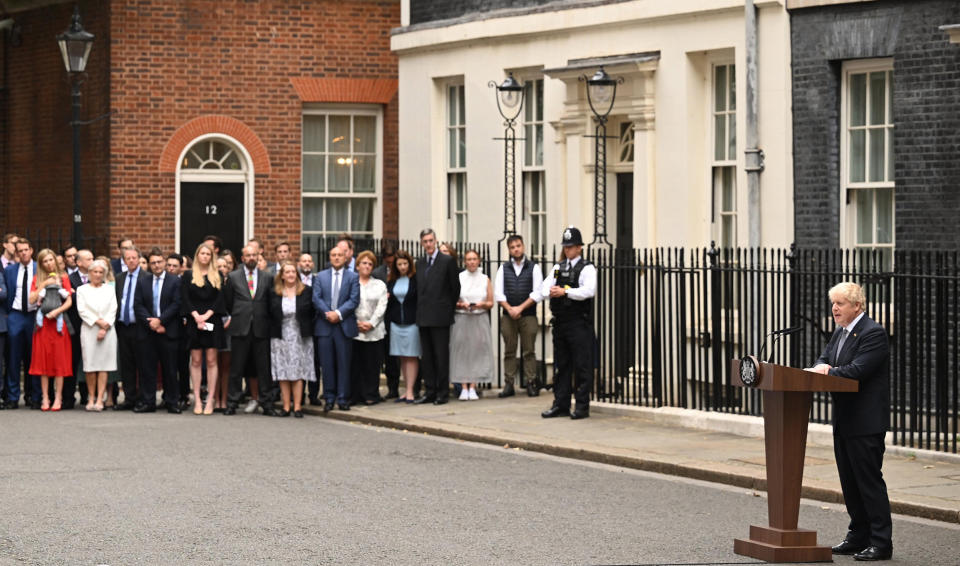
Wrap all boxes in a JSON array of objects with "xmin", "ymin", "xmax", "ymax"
[{"xmin": 305, "ymin": 406, "xmax": 960, "ymax": 525}]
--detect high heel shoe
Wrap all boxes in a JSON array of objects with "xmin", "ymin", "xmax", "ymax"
[
  {"xmin": 194, "ymin": 403, "xmax": 203, "ymax": 415},
  {"xmin": 203, "ymin": 402, "xmax": 214, "ymax": 415}
]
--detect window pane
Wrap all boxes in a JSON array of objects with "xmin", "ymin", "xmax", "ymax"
[
  {"xmin": 727, "ymin": 113, "xmax": 736, "ymax": 158},
  {"xmin": 184, "ymin": 150, "xmax": 203, "ymax": 169},
  {"xmin": 524, "ymin": 83, "xmax": 534, "ymax": 123},
  {"xmin": 887, "ymin": 127, "xmax": 894, "ymax": 181},
  {"xmin": 535, "ymin": 125, "xmax": 543, "ymax": 166},
  {"xmin": 303, "ymin": 155, "xmax": 326, "ymax": 193},
  {"xmin": 722, "ymin": 216, "xmax": 735, "ymax": 249},
  {"xmin": 448, "ymin": 126, "xmax": 457, "ymax": 169},
  {"xmin": 326, "ymin": 199, "xmax": 349, "ymax": 232},
  {"xmin": 458, "ymin": 86, "xmax": 465, "ymax": 125},
  {"xmin": 354, "ymin": 116, "xmax": 376, "ymax": 153},
  {"xmin": 714, "ymin": 66, "xmax": 727, "ymax": 111},
  {"xmin": 722, "ymin": 167, "xmax": 735, "ymax": 212},
  {"xmin": 329, "ymin": 115, "xmax": 350, "ymax": 153},
  {"xmin": 448, "ymin": 86, "xmax": 457, "ymax": 127},
  {"xmin": 869, "ymin": 72, "xmax": 886, "ymax": 126},
  {"xmin": 329, "ymin": 154, "xmax": 351, "ymax": 192},
  {"xmin": 353, "ymin": 155, "xmax": 375, "ymax": 193},
  {"xmin": 849, "ymin": 130, "xmax": 865, "ymax": 183},
  {"xmin": 304, "ymin": 115, "xmax": 326, "ymax": 152},
  {"xmin": 303, "ymin": 198, "xmax": 324, "ymax": 231},
  {"xmin": 456, "ymin": 174, "xmax": 466, "ymax": 208},
  {"xmin": 868, "ymin": 128, "xmax": 885, "ymax": 182},
  {"xmin": 714, "ymin": 115, "xmax": 726, "ymax": 161},
  {"xmin": 535, "ymin": 79, "xmax": 543, "ymax": 121},
  {"xmin": 524, "ymin": 124, "xmax": 533, "ymax": 167},
  {"xmin": 876, "ymin": 188, "xmax": 893, "ymax": 244},
  {"xmin": 351, "ymin": 199, "xmax": 374, "ymax": 232},
  {"xmin": 856, "ymin": 189, "xmax": 874, "ymax": 245},
  {"xmin": 458, "ymin": 128, "xmax": 466, "ymax": 167},
  {"xmin": 849, "ymin": 73, "xmax": 866, "ymax": 127},
  {"xmin": 728, "ymin": 65, "xmax": 736, "ymax": 110}
]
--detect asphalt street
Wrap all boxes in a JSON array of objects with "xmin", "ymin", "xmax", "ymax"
[{"xmin": 0, "ymin": 411, "xmax": 956, "ymax": 566}]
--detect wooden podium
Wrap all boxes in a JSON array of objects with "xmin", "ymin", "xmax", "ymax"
[{"xmin": 730, "ymin": 359, "xmax": 858, "ymax": 563}]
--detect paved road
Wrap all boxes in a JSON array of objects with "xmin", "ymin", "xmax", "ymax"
[{"xmin": 0, "ymin": 411, "xmax": 956, "ymax": 565}]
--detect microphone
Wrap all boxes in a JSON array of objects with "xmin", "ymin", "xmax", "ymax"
[{"xmin": 757, "ymin": 326, "xmax": 803, "ymax": 363}]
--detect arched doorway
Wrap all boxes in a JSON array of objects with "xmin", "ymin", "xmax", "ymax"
[{"xmin": 176, "ymin": 135, "xmax": 254, "ymax": 257}]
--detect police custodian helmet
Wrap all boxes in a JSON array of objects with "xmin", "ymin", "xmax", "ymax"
[{"xmin": 561, "ymin": 226, "xmax": 584, "ymax": 247}]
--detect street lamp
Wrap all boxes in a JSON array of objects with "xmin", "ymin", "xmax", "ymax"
[
  {"xmin": 580, "ymin": 66, "xmax": 622, "ymax": 245},
  {"xmin": 489, "ymin": 72, "xmax": 524, "ymax": 237},
  {"xmin": 57, "ymin": 6, "xmax": 94, "ymax": 246}
]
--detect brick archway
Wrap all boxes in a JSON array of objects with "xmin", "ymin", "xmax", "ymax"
[{"xmin": 159, "ymin": 115, "xmax": 271, "ymax": 174}]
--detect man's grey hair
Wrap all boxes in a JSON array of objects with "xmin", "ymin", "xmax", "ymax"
[
  {"xmin": 419, "ymin": 228, "xmax": 436, "ymax": 240},
  {"xmin": 122, "ymin": 246, "xmax": 142, "ymax": 259}
]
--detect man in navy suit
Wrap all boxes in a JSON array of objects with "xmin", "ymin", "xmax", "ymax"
[
  {"xmin": 312, "ymin": 245, "xmax": 359, "ymax": 411},
  {"xmin": 133, "ymin": 248, "xmax": 182, "ymax": 413},
  {"xmin": 4, "ymin": 238, "xmax": 38, "ymax": 409},
  {"xmin": 811, "ymin": 282, "xmax": 893, "ymax": 562},
  {"xmin": 114, "ymin": 246, "xmax": 150, "ymax": 410}
]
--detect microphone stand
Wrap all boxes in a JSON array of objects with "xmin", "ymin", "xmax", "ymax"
[{"xmin": 757, "ymin": 326, "xmax": 803, "ymax": 363}]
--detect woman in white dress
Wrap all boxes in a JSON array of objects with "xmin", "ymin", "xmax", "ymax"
[
  {"xmin": 76, "ymin": 260, "xmax": 118, "ymax": 411},
  {"xmin": 450, "ymin": 249, "xmax": 494, "ymax": 400}
]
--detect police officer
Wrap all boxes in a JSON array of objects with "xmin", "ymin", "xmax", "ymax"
[{"xmin": 540, "ymin": 226, "xmax": 596, "ymax": 420}]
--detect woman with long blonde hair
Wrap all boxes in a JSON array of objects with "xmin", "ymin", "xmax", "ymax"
[
  {"xmin": 180, "ymin": 243, "xmax": 226, "ymax": 414},
  {"xmin": 28, "ymin": 248, "xmax": 74, "ymax": 411}
]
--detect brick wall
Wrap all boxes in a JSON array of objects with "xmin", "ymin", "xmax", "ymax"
[
  {"xmin": 791, "ymin": 0, "xmax": 960, "ymax": 249},
  {"xmin": 2, "ymin": 0, "xmax": 399, "ymax": 258},
  {"xmin": 0, "ymin": 0, "xmax": 111, "ymax": 252}
]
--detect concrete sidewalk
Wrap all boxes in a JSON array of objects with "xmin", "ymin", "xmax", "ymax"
[{"xmin": 305, "ymin": 393, "xmax": 960, "ymax": 524}]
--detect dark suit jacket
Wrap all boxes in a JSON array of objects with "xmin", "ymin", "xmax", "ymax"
[
  {"xmin": 0, "ymin": 266, "xmax": 7, "ymax": 333},
  {"xmin": 415, "ymin": 252, "xmax": 460, "ymax": 327},
  {"xmin": 311, "ymin": 268, "xmax": 360, "ymax": 338},
  {"xmin": 111, "ymin": 257, "xmax": 123, "ymax": 276},
  {"xmin": 65, "ymin": 270, "xmax": 85, "ymax": 335},
  {"xmin": 115, "ymin": 268, "xmax": 150, "ymax": 325},
  {"xmin": 134, "ymin": 272, "xmax": 183, "ymax": 339},
  {"xmin": 385, "ymin": 275, "xmax": 417, "ymax": 327},
  {"xmin": 371, "ymin": 264, "xmax": 388, "ymax": 283},
  {"xmin": 4, "ymin": 260, "xmax": 37, "ymax": 314},
  {"xmin": 815, "ymin": 314, "xmax": 890, "ymax": 437},
  {"xmin": 268, "ymin": 290, "xmax": 315, "ymax": 339},
  {"xmin": 223, "ymin": 267, "xmax": 272, "ymax": 338}
]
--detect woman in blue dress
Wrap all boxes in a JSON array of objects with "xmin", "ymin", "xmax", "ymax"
[{"xmin": 385, "ymin": 250, "xmax": 420, "ymax": 403}]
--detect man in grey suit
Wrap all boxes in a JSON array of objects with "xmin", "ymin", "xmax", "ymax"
[
  {"xmin": 414, "ymin": 228, "xmax": 460, "ymax": 405},
  {"xmin": 223, "ymin": 245, "xmax": 278, "ymax": 416}
]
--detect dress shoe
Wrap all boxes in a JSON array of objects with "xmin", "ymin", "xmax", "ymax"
[
  {"xmin": 323, "ymin": 400, "xmax": 333, "ymax": 414},
  {"xmin": 133, "ymin": 404, "xmax": 156, "ymax": 413},
  {"xmin": 832, "ymin": 540, "xmax": 868, "ymax": 555},
  {"xmin": 433, "ymin": 398, "xmax": 448, "ymax": 406},
  {"xmin": 570, "ymin": 409, "xmax": 590, "ymax": 420},
  {"xmin": 498, "ymin": 384, "xmax": 516, "ymax": 398},
  {"xmin": 115, "ymin": 402, "xmax": 135, "ymax": 411},
  {"xmin": 223, "ymin": 406, "xmax": 237, "ymax": 415},
  {"xmin": 527, "ymin": 383, "xmax": 540, "ymax": 397},
  {"xmin": 413, "ymin": 395, "xmax": 435, "ymax": 405},
  {"xmin": 338, "ymin": 403, "xmax": 351, "ymax": 411},
  {"xmin": 166, "ymin": 405, "xmax": 182, "ymax": 414},
  {"xmin": 293, "ymin": 410, "xmax": 304, "ymax": 418},
  {"xmin": 277, "ymin": 409, "xmax": 290, "ymax": 417},
  {"xmin": 541, "ymin": 406, "xmax": 570, "ymax": 418},
  {"xmin": 261, "ymin": 406, "xmax": 278, "ymax": 417},
  {"xmin": 309, "ymin": 398, "xmax": 324, "ymax": 406},
  {"xmin": 853, "ymin": 546, "xmax": 892, "ymax": 561}
]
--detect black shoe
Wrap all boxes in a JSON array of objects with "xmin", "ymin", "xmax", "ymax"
[
  {"xmin": 323, "ymin": 400, "xmax": 333, "ymax": 414},
  {"xmin": 4, "ymin": 400, "xmax": 16, "ymax": 410},
  {"xmin": 570, "ymin": 409, "xmax": 590, "ymax": 420},
  {"xmin": 853, "ymin": 546, "xmax": 892, "ymax": 561},
  {"xmin": 293, "ymin": 410, "xmax": 303, "ymax": 418},
  {"xmin": 166, "ymin": 404, "xmax": 182, "ymax": 414},
  {"xmin": 413, "ymin": 395, "xmax": 435, "ymax": 405},
  {"xmin": 433, "ymin": 398, "xmax": 448, "ymax": 406},
  {"xmin": 832, "ymin": 540, "xmax": 869, "ymax": 555},
  {"xmin": 277, "ymin": 409, "xmax": 290, "ymax": 417},
  {"xmin": 223, "ymin": 406, "xmax": 237, "ymax": 415},
  {"xmin": 338, "ymin": 403, "xmax": 351, "ymax": 411},
  {"xmin": 527, "ymin": 383, "xmax": 540, "ymax": 397},
  {"xmin": 62, "ymin": 401, "xmax": 76, "ymax": 410},
  {"xmin": 133, "ymin": 404, "xmax": 156, "ymax": 413},
  {"xmin": 498, "ymin": 384, "xmax": 516, "ymax": 398},
  {"xmin": 115, "ymin": 402, "xmax": 135, "ymax": 411},
  {"xmin": 262, "ymin": 406, "xmax": 278, "ymax": 417},
  {"xmin": 541, "ymin": 406, "xmax": 570, "ymax": 418},
  {"xmin": 309, "ymin": 398, "xmax": 324, "ymax": 406},
  {"xmin": 178, "ymin": 399, "xmax": 190, "ymax": 411}
]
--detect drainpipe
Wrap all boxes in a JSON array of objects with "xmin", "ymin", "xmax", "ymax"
[
  {"xmin": 744, "ymin": 0, "xmax": 764, "ymax": 247},
  {"xmin": 0, "ymin": 19, "xmax": 12, "ymax": 229}
]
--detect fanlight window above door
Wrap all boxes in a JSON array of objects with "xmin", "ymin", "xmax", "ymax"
[{"xmin": 182, "ymin": 140, "xmax": 244, "ymax": 171}]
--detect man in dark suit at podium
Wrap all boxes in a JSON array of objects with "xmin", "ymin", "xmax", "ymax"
[{"xmin": 811, "ymin": 282, "xmax": 892, "ymax": 561}]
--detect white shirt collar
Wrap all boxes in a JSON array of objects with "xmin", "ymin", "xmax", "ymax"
[{"xmin": 841, "ymin": 311, "xmax": 866, "ymax": 331}]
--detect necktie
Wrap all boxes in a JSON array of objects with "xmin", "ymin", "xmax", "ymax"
[
  {"xmin": 125, "ymin": 273, "xmax": 137, "ymax": 324},
  {"xmin": 247, "ymin": 270, "xmax": 255, "ymax": 297},
  {"xmin": 427, "ymin": 255, "xmax": 434, "ymax": 272},
  {"xmin": 20, "ymin": 264, "xmax": 28, "ymax": 312},
  {"xmin": 834, "ymin": 329, "xmax": 849, "ymax": 365},
  {"xmin": 154, "ymin": 276, "xmax": 162, "ymax": 317},
  {"xmin": 331, "ymin": 271, "xmax": 340, "ymax": 310},
  {"xmin": 81, "ymin": 274, "xmax": 88, "ymax": 285}
]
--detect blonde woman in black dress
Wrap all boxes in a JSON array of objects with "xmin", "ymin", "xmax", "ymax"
[{"xmin": 180, "ymin": 243, "xmax": 226, "ymax": 415}]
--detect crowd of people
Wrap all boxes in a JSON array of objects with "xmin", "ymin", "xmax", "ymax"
[{"xmin": 0, "ymin": 226, "xmax": 598, "ymax": 420}]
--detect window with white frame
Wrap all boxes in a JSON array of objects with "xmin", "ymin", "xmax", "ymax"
[
  {"xmin": 711, "ymin": 63, "xmax": 736, "ymax": 249},
  {"xmin": 522, "ymin": 78, "xmax": 546, "ymax": 251},
  {"xmin": 446, "ymin": 83, "xmax": 467, "ymax": 241},
  {"xmin": 302, "ymin": 107, "xmax": 381, "ymax": 255},
  {"xmin": 843, "ymin": 60, "xmax": 894, "ymax": 270}
]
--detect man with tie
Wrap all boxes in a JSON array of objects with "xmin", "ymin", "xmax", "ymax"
[
  {"xmin": 133, "ymin": 248, "xmax": 182, "ymax": 413},
  {"xmin": 114, "ymin": 246, "xmax": 149, "ymax": 410},
  {"xmin": 414, "ymin": 228, "xmax": 460, "ymax": 405},
  {"xmin": 64, "ymin": 249, "xmax": 93, "ymax": 408},
  {"xmin": 810, "ymin": 282, "xmax": 893, "ymax": 561},
  {"xmin": 4, "ymin": 238, "xmax": 39, "ymax": 408},
  {"xmin": 223, "ymin": 244, "xmax": 278, "ymax": 416},
  {"xmin": 312, "ymin": 245, "xmax": 359, "ymax": 411}
]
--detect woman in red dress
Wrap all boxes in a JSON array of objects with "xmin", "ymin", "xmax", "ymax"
[{"xmin": 29, "ymin": 248, "xmax": 74, "ymax": 411}]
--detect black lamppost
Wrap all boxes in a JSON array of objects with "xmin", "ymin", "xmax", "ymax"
[
  {"xmin": 489, "ymin": 72, "xmax": 524, "ymax": 238},
  {"xmin": 580, "ymin": 66, "xmax": 622, "ymax": 245},
  {"xmin": 57, "ymin": 6, "xmax": 94, "ymax": 246}
]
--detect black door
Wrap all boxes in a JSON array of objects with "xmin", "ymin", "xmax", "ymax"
[
  {"xmin": 180, "ymin": 182, "xmax": 245, "ymax": 257},
  {"xmin": 615, "ymin": 173, "xmax": 634, "ymax": 249},
  {"xmin": 611, "ymin": 173, "xmax": 635, "ymax": 402}
]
